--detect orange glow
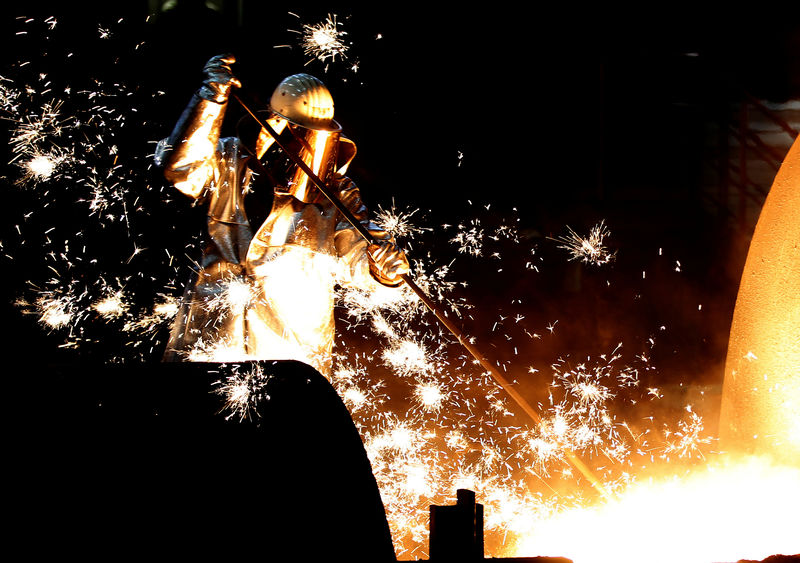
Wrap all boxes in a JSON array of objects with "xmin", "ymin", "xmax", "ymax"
[
  {"xmin": 507, "ymin": 135, "xmax": 800, "ymax": 563},
  {"xmin": 255, "ymin": 116, "xmax": 288, "ymax": 158},
  {"xmin": 172, "ymin": 102, "xmax": 223, "ymax": 197},
  {"xmin": 291, "ymin": 129, "xmax": 333, "ymax": 201},
  {"xmin": 245, "ymin": 248, "xmax": 337, "ymax": 373},
  {"xmin": 720, "ymin": 133, "xmax": 800, "ymax": 465},
  {"xmin": 510, "ymin": 455, "xmax": 800, "ymax": 563}
]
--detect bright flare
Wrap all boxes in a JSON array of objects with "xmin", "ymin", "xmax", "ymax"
[{"xmin": 512, "ymin": 455, "xmax": 800, "ymax": 563}]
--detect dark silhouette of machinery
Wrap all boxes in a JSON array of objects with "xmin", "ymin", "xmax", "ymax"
[{"xmin": 9, "ymin": 361, "xmax": 395, "ymax": 561}]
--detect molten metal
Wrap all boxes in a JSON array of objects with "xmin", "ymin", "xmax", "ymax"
[{"xmin": 720, "ymin": 133, "xmax": 800, "ymax": 465}]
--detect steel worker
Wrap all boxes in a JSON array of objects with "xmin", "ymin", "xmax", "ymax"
[{"xmin": 156, "ymin": 54, "xmax": 409, "ymax": 375}]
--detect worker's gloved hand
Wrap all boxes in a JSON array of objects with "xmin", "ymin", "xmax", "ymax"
[
  {"xmin": 198, "ymin": 54, "xmax": 242, "ymax": 103},
  {"xmin": 368, "ymin": 242, "xmax": 410, "ymax": 287}
]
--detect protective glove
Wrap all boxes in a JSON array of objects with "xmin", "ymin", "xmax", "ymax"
[
  {"xmin": 368, "ymin": 241, "xmax": 410, "ymax": 287},
  {"xmin": 198, "ymin": 54, "xmax": 242, "ymax": 104}
]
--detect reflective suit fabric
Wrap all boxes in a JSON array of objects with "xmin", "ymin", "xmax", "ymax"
[{"xmin": 161, "ymin": 134, "xmax": 388, "ymax": 376}]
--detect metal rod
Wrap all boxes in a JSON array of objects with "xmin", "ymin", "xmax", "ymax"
[{"xmin": 232, "ymin": 90, "xmax": 612, "ymax": 501}]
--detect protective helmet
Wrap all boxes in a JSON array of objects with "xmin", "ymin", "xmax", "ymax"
[{"xmin": 269, "ymin": 73, "xmax": 341, "ymax": 132}]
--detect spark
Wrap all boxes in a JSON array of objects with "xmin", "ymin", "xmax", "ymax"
[
  {"xmin": 26, "ymin": 154, "xmax": 58, "ymax": 179},
  {"xmin": 413, "ymin": 381, "xmax": 447, "ymax": 412},
  {"xmin": 0, "ymin": 75, "xmax": 20, "ymax": 108},
  {"xmin": 661, "ymin": 408, "xmax": 713, "ymax": 460},
  {"xmin": 122, "ymin": 296, "xmax": 179, "ymax": 334},
  {"xmin": 2, "ymin": 18, "xmax": 742, "ymax": 560},
  {"xmin": 17, "ymin": 149, "xmax": 67, "ymax": 184},
  {"xmin": 450, "ymin": 219, "xmax": 484, "ymax": 256},
  {"xmin": 205, "ymin": 277, "xmax": 257, "ymax": 316},
  {"xmin": 37, "ymin": 294, "xmax": 75, "ymax": 329},
  {"xmin": 152, "ymin": 299, "xmax": 179, "ymax": 318},
  {"xmin": 187, "ymin": 338, "xmax": 256, "ymax": 363},
  {"xmin": 214, "ymin": 363, "xmax": 272, "ymax": 421},
  {"xmin": 374, "ymin": 203, "xmax": 430, "ymax": 241},
  {"xmin": 552, "ymin": 220, "xmax": 616, "ymax": 266},
  {"xmin": 93, "ymin": 290, "xmax": 127, "ymax": 318},
  {"xmin": 342, "ymin": 386, "xmax": 368, "ymax": 410},
  {"xmin": 9, "ymin": 99, "xmax": 71, "ymax": 156},
  {"xmin": 382, "ymin": 338, "xmax": 435, "ymax": 376},
  {"xmin": 295, "ymin": 14, "xmax": 349, "ymax": 66}
]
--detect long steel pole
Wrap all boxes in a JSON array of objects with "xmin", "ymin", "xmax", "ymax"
[{"xmin": 233, "ymin": 91, "xmax": 612, "ymax": 500}]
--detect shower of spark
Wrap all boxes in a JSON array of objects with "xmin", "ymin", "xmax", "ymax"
[
  {"xmin": 122, "ymin": 295, "xmax": 179, "ymax": 335},
  {"xmin": 324, "ymin": 202, "xmax": 736, "ymax": 557},
  {"xmin": 93, "ymin": 290, "xmax": 127, "ymax": 319},
  {"xmin": 413, "ymin": 381, "xmax": 447, "ymax": 412},
  {"xmin": 382, "ymin": 338, "xmax": 436, "ymax": 377},
  {"xmin": 205, "ymin": 277, "xmax": 257, "ymax": 316},
  {"xmin": 292, "ymin": 13, "xmax": 350, "ymax": 67},
  {"xmin": 552, "ymin": 220, "xmax": 615, "ymax": 266},
  {"xmin": 374, "ymin": 203, "xmax": 431, "ymax": 242},
  {"xmin": 2, "ymin": 16, "xmax": 187, "ymax": 361},
  {"xmin": 36, "ymin": 292, "xmax": 78, "ymax": 329},
  {"xmin": 22, "ymin": 152, "xmax": 62, "ymax": 182},
  {"xmin": 450, "ymin": 218, "xmax": 485, "ymax": 256},
  {"xmin": 214, "ymin": 363, "xmax": 273, "ymax": 421},
  {"xmin": 4, "ymin": 14, "xmax": 792, "ymax": 563},
  {"xmin": 8, "ymin": 99, "xmax": 71, "ymax": 158}
]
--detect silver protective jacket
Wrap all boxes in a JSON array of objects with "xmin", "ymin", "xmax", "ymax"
[{"xmin": 156, "ymin": 92, "xmax": 391, "ymax": 375}]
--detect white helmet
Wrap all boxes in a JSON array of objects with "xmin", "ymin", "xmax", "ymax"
[{"xmin": 268, "ymin": 73, "xmax": 341, "ymax": 132}]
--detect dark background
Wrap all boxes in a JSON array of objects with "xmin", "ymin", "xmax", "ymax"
[{"xmin": 2, "ymin": 1, "xmax": 800, "ymax": 396}]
